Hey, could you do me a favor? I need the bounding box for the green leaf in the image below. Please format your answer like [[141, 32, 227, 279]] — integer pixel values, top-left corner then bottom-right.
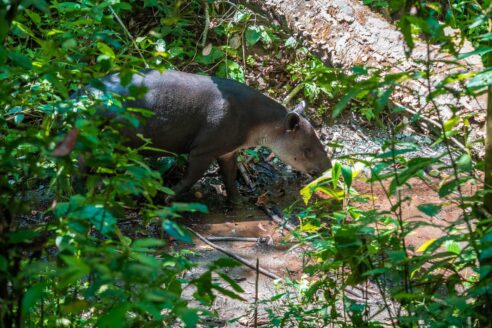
[[457, 47, 492, 60], [69, 205, 116, 234], [444, 241, 461, 255], [468, 69, 492, 89], [13, 112, 25, 124], [55, 2, 82, 12], [0, 256, 7, 272], [171, 202, 208, 213], [8, 229, 39, 244], [217, 61, 245, 83], [132, 238, 166, 249], [417, 203, 442, 217], [8, 51, 32, 69], [456, 154, 472, 172], [332, 162, 342, 189], [389, 157, 436, 194], [0, 46, 7, 64], [97, 42, 115, 58], [399, 16, 414, 54], [62, 38, 77, 49], [332, 89, 358, 118], [213, 285, 245, 301], [438, 177, 470, 198], [218, 272, 244, 293], [341, 165, 352, 190], [26, 9, 41, 25], [245, 26, 262, 46], [44, 73, 69, 99], [0, 17, 9, 41], [443, 117, 460, 132], [131, 253, 161, 267], [352, 66, 367, 75], [163, 220, 192, 243], [97, 303, 130, 328], [213, 258, 241, 268], [177, 308, 199, 328], [375, 86, 393, 113], [195, 47, 224, 65], [362, 268, 388, 277], [22, 283, 46, 314]]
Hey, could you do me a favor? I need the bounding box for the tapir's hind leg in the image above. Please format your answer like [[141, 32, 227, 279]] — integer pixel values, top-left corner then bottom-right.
[[169, 155, 214, 201], [218, 152, 241, 204]]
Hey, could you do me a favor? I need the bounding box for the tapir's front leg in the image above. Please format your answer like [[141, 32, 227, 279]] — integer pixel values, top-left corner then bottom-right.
[[168, 154, 214, 202], [218, 152, 241, 204]]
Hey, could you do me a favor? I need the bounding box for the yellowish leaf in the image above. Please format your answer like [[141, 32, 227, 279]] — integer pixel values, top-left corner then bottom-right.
[[416, 239, 436, 253]]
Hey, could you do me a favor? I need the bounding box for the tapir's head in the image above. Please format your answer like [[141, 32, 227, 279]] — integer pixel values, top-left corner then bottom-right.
[[272, 101, 331, 177]]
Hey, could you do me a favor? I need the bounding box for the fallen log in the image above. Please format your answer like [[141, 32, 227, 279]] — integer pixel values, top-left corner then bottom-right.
[[232, 0, 486, 156]]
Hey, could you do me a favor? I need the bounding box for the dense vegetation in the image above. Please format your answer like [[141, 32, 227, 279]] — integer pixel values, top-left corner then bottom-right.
[[0, 0, 491, 327]]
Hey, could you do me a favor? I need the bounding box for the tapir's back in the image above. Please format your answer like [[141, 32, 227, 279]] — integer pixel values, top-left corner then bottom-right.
[[100, 70, 285, 155]]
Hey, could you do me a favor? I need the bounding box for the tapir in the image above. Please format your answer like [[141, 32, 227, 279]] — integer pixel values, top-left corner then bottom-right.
[[90, 70, 330, 203]]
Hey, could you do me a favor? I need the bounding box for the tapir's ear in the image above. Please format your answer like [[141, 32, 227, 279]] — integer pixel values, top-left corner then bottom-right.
[[285, 112, 301, 132], [292, 100, 306, 115]]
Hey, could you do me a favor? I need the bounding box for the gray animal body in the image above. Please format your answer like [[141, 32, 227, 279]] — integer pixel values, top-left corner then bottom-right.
[[95, 70, 330, 203]]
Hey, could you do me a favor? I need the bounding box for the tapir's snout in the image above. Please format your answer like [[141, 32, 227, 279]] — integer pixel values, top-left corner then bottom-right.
[[322, 157, 332, 172], [307, 157, 331, 177]]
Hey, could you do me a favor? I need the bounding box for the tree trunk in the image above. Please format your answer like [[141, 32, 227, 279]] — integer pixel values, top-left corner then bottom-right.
[[234, 0, 486, 156], [480, 20, 492, 324], [485, 20, 492, 215]]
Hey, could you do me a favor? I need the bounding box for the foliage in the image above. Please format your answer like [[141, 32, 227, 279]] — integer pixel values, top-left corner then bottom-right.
[[261, 0, 492, 327], [1, 0, 491, 327], [0, 1, 248, 326]]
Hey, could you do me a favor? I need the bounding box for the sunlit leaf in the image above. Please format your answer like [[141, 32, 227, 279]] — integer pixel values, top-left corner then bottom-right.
[[417, 239, 436, 252], [468, 69, 492, 89], [456, 154, 472, 172], [245, 26, 262, 46]]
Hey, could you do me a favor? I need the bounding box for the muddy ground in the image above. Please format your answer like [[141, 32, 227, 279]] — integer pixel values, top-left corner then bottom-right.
[[166, 115, 477, 327], [21, 112, 475, 327]]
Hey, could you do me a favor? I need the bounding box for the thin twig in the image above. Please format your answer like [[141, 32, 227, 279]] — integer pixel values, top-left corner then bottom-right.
[[259, 205, 297, 232], [187, 227, 281, 280], [282, 83, 304, 106], [238, 162, 255, 189], [109, 5, 148, 68], [207, 236, 264, 242], [254, 258, 260, 328], [200, 0, 210, 48]]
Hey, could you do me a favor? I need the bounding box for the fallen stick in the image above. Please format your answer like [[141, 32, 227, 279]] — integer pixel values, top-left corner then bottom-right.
[[187, 227, 281, 280], [238, 162, 255, 189], [394, 102, 467, 153], [206, 236, 264, 243], [259, 205, 296, 232], [254, 258, 260, 328]]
